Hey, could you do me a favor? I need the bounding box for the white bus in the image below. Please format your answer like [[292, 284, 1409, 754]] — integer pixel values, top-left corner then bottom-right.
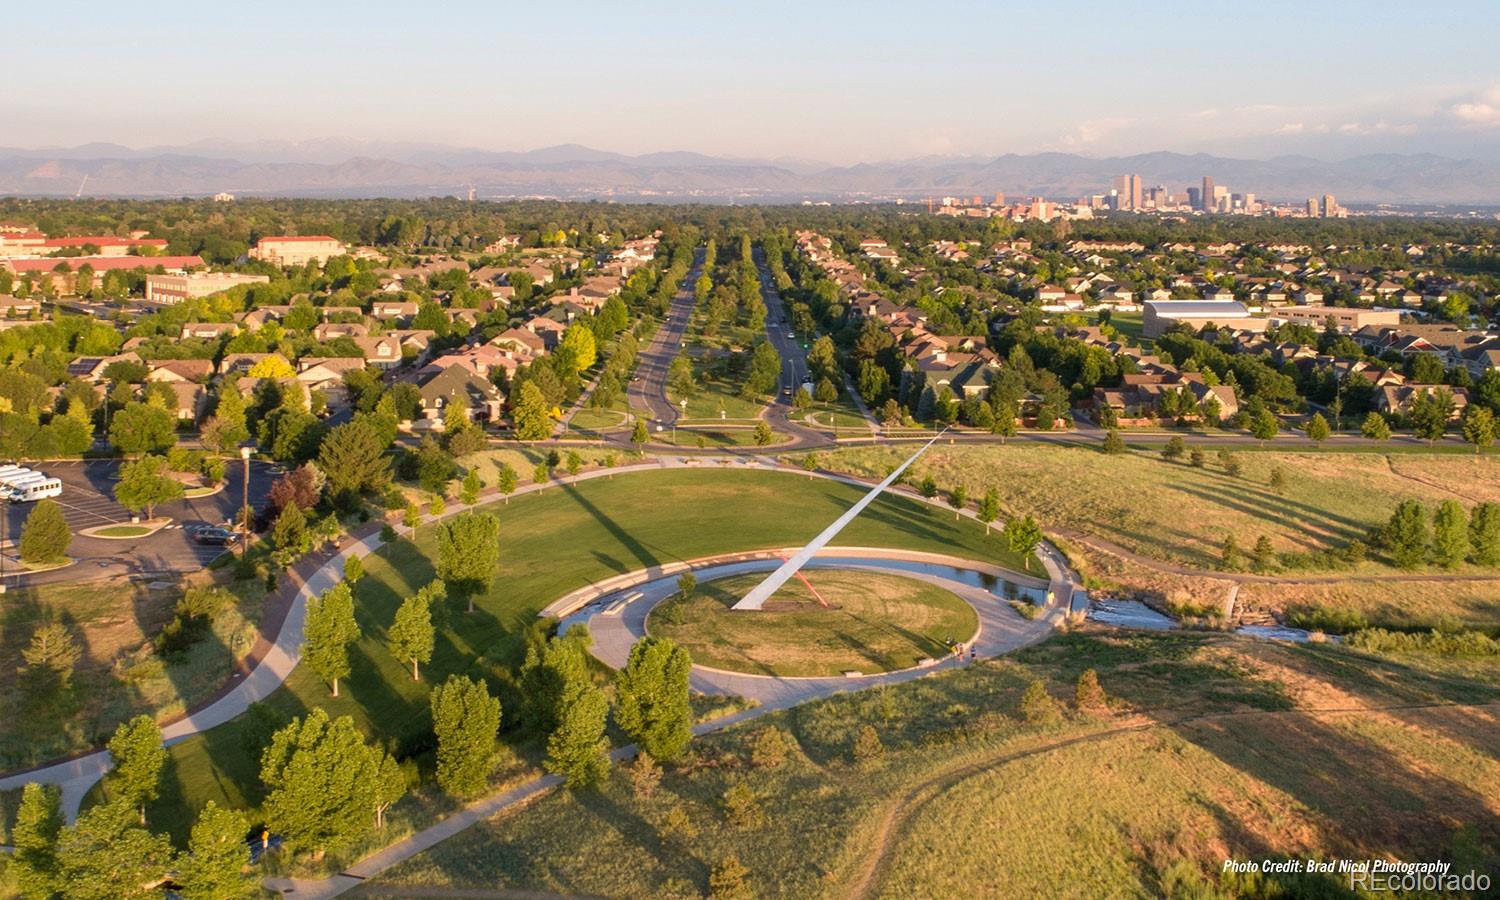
[[7, 477, 62, 502], [0, 465, 34, 484]]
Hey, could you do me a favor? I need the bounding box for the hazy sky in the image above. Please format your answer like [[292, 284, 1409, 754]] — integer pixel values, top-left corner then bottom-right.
[[8, 0, 1500, 162]]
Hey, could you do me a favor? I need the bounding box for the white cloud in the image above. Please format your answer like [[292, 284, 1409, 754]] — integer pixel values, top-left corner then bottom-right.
[[1447, 85, 1500, 127]]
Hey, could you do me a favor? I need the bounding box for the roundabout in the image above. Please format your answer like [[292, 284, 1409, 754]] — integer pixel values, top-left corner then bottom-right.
[[570, 547, 1059, 707]]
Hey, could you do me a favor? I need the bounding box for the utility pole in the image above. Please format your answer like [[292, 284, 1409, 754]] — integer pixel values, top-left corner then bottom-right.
[[239, 446, 252, 559]]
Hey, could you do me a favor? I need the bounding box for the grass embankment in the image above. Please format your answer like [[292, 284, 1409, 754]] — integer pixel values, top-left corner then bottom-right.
[[361, 629, 1500, 898], [0, 575, 264, 770], [117, 467, 1036, 842], [650, 571, 978, 676], [820, 444, 1500, 618]]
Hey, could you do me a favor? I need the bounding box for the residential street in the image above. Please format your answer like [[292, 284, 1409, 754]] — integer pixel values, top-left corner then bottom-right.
[[625, 248, 704, 428]]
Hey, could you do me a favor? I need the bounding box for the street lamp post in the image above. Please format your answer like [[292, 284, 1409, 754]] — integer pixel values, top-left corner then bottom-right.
[[239, 446, 252, 559], [0, 495, 8, 595]]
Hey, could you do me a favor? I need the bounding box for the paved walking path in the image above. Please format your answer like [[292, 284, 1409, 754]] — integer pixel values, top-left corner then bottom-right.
[[268, 548, 1069, 899]]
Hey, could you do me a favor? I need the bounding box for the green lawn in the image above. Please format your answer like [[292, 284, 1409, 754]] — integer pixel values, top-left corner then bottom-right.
[[361, 631, 1500, 898], [650, 571, 978, 676], [117, 467, 1040, 841], [88, 524, 154, 538]]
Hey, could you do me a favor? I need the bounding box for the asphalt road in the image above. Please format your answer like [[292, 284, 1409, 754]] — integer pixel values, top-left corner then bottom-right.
[[2, 457, 277, 587], [626, 249, 704, 428], [754, 247, 826, 448]]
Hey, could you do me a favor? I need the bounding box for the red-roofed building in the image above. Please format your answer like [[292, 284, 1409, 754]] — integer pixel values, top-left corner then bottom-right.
[[1, 255, 204, 276], [41, 236, 168, 257], [249, 235, 345, 267]]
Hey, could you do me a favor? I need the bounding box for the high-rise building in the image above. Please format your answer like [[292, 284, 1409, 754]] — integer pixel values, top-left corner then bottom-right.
[[1111, 175, 1144, 210], [1200, 176, 1215, 212], [1188, 187, 1202, 210], [1321, 194, 1339, 217], [993, 192, 1005, 206]]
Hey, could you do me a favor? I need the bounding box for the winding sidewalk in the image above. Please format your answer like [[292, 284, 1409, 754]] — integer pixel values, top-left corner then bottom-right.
[[267, 541, 1073, 900]]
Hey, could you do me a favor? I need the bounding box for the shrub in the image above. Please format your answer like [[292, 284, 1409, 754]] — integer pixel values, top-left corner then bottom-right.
[[1284, 605, 1369, 635], [628, 753, 661, 800], [1347, 628, 1500, 657], [659, 803, 697, 840], [1019, 679, 1060, 724], [721, 782, 764, 829], [1074, 669, 1107, 712], [851, 724, 884, 762], [749, 726, 788, 769], [709, 855, 753, 900]]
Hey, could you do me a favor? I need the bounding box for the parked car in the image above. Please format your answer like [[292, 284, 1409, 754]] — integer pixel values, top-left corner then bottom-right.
[[189, 525, 240, 546]]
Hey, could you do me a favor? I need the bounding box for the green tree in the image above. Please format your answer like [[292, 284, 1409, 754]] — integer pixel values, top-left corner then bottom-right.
[[1361, 411, 1392, 441], [114, 454, 185, 519], [415, 435, 455, 495], [512, 380, 551, 441], [520, 633, 592, 734], [19, 498, 71, 565], [1102, 429, 1125, 455], [1249, 408, 1279, 444], [460, 468, 482, 505], [947, 484, 968, 518], [1252, 535, 1277, 572], [496, 462, 519, 502], [1470, 502, 1500, 566], [1221, 534, 1243, 571], [753, 420, 773, 446], [1409, 388, 1455, 443], [106, 715, 165, 824], [1306, 412, 1330, 444], [436, 510, 500, 613], [206, 383, 250, 452], [1387, 500, 1429, 569], [1463, 406, 1496, 454], [177, 801, 256, 900], [22, 621, 80, 686], [1002, 514, 1043, 556], [559, 321, 598, 373], [11, 783, 62, 900], [54, 799, 174, 900], [431, 674, 502, 798], [976, 487, 1000, 534], [388, 582, 439, 681], [1432, 499, 1470, 568], [613, 636, 693, 763], [318, 420, 392, 507], [259, 708, 382, 858], [1162, 435, 1185, 460], [631, 417, 649, 446], [304, 582, 360, 696], [108, 401, 176, 455], [544, 674, 610, 789], [270, 502, 309, 563]]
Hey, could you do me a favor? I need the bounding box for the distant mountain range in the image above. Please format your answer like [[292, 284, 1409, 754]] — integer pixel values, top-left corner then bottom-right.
[[1, 142, 1498, 205]]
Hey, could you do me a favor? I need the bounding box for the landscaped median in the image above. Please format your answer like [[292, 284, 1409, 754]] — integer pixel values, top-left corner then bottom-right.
[[78, 518, 172, 540]]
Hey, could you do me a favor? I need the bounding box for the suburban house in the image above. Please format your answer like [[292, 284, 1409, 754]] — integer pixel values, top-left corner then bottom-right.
[[413, 364, 504, 428]]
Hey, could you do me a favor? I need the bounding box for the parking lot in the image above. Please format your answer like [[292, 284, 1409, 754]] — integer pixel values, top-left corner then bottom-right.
[[2, 458, 277, 584]]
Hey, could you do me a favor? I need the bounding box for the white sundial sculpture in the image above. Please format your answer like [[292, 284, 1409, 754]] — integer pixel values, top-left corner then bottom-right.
[[733, 429, 947, 611]]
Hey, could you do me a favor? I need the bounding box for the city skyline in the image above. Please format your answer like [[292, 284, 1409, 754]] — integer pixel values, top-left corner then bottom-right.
[[5, 0, 1500, 164]]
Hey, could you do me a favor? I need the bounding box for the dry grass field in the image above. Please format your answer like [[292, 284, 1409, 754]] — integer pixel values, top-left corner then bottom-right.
[[359, 629, 1500, 898]]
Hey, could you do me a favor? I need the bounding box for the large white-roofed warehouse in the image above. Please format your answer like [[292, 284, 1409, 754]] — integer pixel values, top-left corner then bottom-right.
[[1142, 299, 1263, 338]]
